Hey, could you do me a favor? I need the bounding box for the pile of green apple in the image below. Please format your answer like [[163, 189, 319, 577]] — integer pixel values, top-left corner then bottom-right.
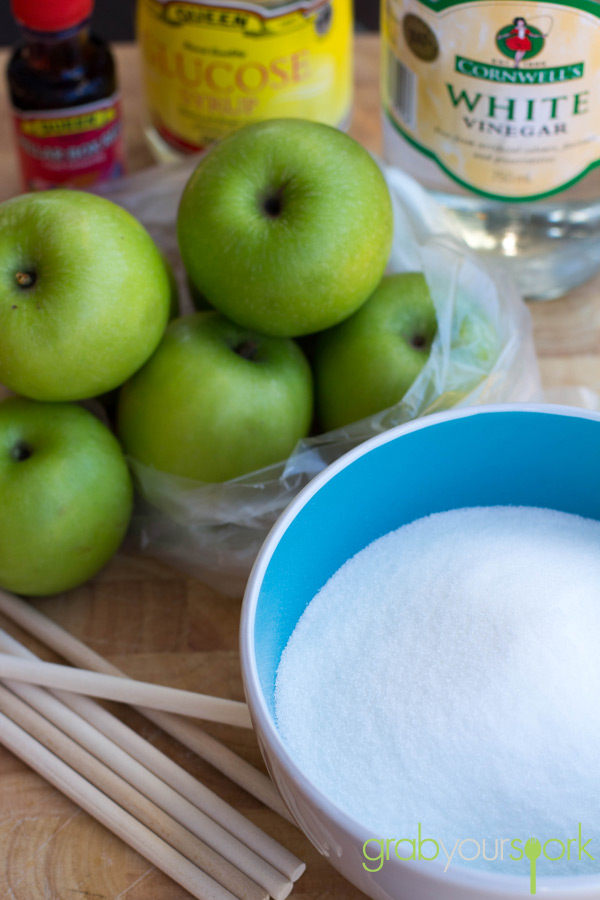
[[118, 119, 447, 482], [0, 118, 495, 597], [0, 189, 173, 596]]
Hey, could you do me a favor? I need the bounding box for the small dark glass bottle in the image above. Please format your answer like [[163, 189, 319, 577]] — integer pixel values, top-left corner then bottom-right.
[[7, 0, 125, 191]]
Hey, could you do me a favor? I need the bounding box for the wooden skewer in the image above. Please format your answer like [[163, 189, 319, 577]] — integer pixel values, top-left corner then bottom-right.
[[0, 706, 240, 900], [0, 629, 304, 883], [0, 653, 252, 729], [143, 708, 292, 823], [0, 589, 292, 821], [0, 683, 291, 900], [0, 664, 293, 900]]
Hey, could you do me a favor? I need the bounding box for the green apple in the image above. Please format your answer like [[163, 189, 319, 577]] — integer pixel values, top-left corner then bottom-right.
[[451, 305, 500, 370], [117, 311, 314, 483], [315, 273, 438, 431], [0, 190, 171, 402], [425, 298, 501, 413], [177, 118, 393, 338], [0, 397, 133, 596]]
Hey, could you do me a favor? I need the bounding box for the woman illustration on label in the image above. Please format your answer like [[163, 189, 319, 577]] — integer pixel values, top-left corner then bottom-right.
[[498, 17, 541, 68]]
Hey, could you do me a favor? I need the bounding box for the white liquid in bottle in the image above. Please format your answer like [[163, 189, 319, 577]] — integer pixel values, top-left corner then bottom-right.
[[381, 0, 600, 300]]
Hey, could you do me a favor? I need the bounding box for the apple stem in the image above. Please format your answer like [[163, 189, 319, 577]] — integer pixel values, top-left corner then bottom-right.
[[263, 197, 282, 218], [15, 271, 36, 289], [235, 340, 259, 361], [261, 186, 286, 219], [411, 334, 427, 349], [11, 441, 32, 462]]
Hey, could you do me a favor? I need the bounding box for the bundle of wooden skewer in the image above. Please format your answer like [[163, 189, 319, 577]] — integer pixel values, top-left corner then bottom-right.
[[0, 588, 305, 900]]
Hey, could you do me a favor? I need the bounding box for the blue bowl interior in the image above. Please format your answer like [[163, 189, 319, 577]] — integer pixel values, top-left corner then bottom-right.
[[254, 410, 600, 719]]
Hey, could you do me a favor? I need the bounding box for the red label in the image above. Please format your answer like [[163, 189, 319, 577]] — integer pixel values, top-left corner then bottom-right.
[[12, 95, 126, 191]]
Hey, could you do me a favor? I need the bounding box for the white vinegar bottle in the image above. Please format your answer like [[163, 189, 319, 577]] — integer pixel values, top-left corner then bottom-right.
[[381, 0, 600, 299]]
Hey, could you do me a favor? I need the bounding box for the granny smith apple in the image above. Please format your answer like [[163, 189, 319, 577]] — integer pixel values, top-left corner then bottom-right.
[[177, 119, 393, 338], [426, 299, 501, 411], [0, 397, 133, 596], [117, 311, 313, 483], [0, 190, 171, 401], [315, 273, 438, 431], [451, 305, 500, 371]]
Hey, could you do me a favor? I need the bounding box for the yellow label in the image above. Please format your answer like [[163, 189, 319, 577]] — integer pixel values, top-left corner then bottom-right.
[[137, 0, 353, 151], [19, 107, 118, 138], [382, 0, 600, 201]]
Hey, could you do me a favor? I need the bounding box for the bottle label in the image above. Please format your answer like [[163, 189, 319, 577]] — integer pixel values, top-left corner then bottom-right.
[[12, 94, 125, 191], [382, 0, 600, 201], [137, 0, 353, 152]]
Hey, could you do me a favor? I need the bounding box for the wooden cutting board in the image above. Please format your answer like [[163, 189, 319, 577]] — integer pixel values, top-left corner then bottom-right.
[[0, 33, 600, 900], [0, 555, 367, 900]]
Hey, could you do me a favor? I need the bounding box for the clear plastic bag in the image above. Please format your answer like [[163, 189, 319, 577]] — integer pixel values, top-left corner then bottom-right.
[[100, 157, 542, 596]]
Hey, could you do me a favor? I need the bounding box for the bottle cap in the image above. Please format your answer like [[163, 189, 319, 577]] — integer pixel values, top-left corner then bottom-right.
[[11, 0, 93, 32]]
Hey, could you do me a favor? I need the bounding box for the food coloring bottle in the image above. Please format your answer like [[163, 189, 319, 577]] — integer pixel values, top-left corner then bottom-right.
[[381, 0, 600, 300], [7, 0, 125, 191], [136, 0, 353, 161]]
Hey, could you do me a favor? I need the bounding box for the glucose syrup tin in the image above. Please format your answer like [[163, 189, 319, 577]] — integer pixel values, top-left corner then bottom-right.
[[137, 0, 354, 157]]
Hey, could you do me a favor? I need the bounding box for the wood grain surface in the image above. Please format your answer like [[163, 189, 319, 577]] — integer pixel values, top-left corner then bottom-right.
[[0, 33, 599, 900]]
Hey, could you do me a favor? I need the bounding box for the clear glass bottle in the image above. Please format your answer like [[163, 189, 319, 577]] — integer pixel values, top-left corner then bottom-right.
[[381, 0, 600, 300], [7, 0, 125, 191], [136, 0, 354, 162]]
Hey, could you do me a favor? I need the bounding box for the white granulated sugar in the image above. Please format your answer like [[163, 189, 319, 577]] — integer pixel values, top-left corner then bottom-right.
[[275, 507, 600, 877]]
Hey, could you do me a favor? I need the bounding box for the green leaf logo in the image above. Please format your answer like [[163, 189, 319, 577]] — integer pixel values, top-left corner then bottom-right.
[[524, 837, 542, 895]]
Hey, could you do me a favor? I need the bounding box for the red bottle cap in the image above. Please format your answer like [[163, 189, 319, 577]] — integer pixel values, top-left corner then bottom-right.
[[11, 0, 93, 32]]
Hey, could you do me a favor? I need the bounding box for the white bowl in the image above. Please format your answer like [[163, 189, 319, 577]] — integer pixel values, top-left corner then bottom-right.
[[240, 404, 600, 900]]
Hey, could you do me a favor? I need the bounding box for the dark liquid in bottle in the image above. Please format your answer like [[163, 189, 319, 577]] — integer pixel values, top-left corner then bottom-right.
[[8, 24, 116, 111], [7, 21, 124, 190]]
